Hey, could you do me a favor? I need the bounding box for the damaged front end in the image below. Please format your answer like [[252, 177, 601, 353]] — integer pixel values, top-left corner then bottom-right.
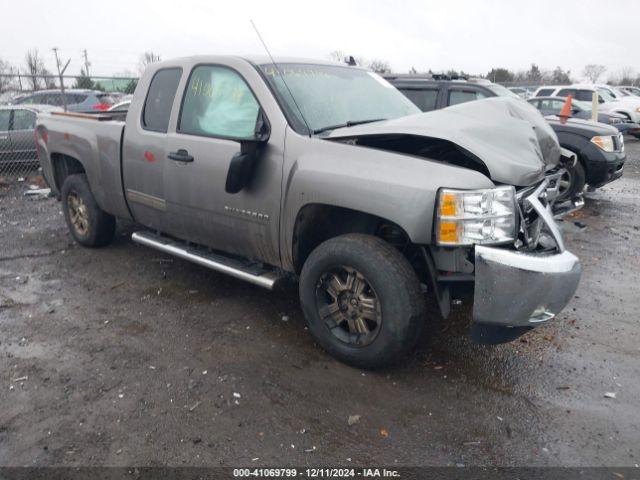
[[471, 179, 581, 342]]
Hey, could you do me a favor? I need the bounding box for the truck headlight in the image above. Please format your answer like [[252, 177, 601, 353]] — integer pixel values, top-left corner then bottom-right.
[[591, 135, 615, 152], [435, 186, 517, 246]]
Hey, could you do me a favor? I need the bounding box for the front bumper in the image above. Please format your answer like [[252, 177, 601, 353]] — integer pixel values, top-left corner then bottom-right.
[[473, 246, 581, 327], [472, 178, 581, 329], [585, 152, 625, 188]]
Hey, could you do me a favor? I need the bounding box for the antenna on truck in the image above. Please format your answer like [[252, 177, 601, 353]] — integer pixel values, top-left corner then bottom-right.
[[250, 19, 312, 135]]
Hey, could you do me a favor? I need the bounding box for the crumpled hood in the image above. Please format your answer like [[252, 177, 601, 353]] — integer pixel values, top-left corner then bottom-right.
[[326, 97, 561, 186]]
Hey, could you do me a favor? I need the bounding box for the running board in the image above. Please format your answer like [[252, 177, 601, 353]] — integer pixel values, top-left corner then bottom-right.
[[131, 231, 284, 290]]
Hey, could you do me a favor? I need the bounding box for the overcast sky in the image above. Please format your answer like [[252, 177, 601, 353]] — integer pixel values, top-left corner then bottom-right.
[[2, 0, 638, 80]]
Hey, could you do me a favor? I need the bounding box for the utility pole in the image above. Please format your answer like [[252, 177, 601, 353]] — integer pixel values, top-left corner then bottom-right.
[[52, 47, 71, 111], [83, 49, 91, 77]]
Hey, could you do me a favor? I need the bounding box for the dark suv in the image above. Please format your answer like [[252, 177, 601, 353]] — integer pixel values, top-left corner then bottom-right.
[[386, 75, 626, 200], [13, 89, 115, 112]]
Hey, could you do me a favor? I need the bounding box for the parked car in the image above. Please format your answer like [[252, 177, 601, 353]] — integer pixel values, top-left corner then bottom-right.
[[0, 104, 60, 167], [508, 87, 534, 99], [13, 89, 115, 112], [528, 96, 640, 138], [108, 99, 131, 112], [533, 84, 640, 124], [35, 56, 581, 367], [619, 86, 640, 97], [387, 76, 626, 201], [544, 117, 625, 199]]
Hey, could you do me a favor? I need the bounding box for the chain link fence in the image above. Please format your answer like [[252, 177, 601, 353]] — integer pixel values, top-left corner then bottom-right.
[[1, 73, 137, 186]]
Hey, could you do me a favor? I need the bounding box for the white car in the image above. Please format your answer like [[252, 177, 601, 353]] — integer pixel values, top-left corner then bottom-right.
[[620, 86, 640, 97], [533, 84, 640, 123]]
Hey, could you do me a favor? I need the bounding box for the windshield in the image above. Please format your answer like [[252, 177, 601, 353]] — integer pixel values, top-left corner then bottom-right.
[[611, 86, 629, 97], [597, 88, 616, 102], [485, 83, 521, 99], [259, 63, 419, 134]]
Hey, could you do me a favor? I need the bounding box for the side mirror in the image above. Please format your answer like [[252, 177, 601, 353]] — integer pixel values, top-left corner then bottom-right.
[[225, 109, 270, 194]]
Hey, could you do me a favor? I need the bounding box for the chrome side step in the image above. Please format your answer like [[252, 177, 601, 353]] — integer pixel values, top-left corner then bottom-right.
[[131, 231, 284, 290]]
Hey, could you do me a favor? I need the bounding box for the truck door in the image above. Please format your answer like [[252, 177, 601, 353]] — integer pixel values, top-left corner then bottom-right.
[[122, 67, 183, 232], [163, 64, 282, 266], [10, 109, 37, 162], [0, 110, 10, 159]]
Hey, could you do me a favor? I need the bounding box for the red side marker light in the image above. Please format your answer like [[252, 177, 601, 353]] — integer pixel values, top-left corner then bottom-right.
[[144, 151, 155, 162]]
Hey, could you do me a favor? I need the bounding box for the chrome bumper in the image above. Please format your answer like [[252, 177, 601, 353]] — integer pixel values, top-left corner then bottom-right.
[[473, 246, 581, 327]]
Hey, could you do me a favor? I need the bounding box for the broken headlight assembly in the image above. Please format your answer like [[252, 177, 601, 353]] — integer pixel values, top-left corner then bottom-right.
[[435, 186, 517, 246]]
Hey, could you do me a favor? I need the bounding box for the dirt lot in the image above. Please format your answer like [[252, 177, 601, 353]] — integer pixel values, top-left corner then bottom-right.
[[1, 140, 639, 468]]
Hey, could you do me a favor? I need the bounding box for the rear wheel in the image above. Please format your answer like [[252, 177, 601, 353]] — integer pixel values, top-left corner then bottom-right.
[[299, 234, 426, 369], [61, 174, 115, 247]]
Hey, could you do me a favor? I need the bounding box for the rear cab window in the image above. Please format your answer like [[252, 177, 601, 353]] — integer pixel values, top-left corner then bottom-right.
[[399, 88, 439, 112], [447, 89, 488, 106], [142, 68, 183, 133], [178, 65, 260, 138]]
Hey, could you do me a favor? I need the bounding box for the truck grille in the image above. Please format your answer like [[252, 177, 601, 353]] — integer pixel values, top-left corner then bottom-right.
[[515, 178, 565, 253]]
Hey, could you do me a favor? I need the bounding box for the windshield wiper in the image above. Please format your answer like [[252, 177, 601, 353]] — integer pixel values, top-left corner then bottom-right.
[[312, 118, 387, 135]]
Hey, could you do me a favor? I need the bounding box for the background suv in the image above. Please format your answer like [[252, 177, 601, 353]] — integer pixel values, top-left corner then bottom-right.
[[12, 89, 115, 112], [386, 75, 625, 200]]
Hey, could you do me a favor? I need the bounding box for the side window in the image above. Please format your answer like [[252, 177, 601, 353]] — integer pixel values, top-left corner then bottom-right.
[[575, 90, 595, 102], [399, 88, 438, 112], [557, 89, 574, 98], [46, 93, 64, 106], [179, 65, 260, 138], [448, 89, 487, 106], [536, 88, 555, 97], [12, 110, 36, 130], [0, 111, 10, 131], [142, 68, 182, 133]]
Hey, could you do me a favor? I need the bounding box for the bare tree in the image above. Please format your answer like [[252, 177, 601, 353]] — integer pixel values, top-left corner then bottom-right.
[[328, 50, 346, 63], [0, 58, 16, 93], [615, 66, 635, 85], [327, 51, 369, 67], [25, 49, 47, 91], [367, 59, 391, 74], [42, 68, 57, 89], [138, 51, 161, 74], [583, 64, 606, 83]]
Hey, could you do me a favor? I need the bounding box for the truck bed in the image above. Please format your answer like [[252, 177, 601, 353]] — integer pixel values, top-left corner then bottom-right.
[[36, 110, 131, 220]]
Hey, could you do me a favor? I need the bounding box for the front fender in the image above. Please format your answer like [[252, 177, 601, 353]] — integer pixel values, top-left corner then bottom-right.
[[279, 133, 495, 270]]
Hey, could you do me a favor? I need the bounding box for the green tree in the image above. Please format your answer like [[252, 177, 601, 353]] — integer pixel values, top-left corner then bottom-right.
[[74, 67, 95, 89], [550, 66, 571, 84], [526, 63, 542, 82], [124, 79, 138, 95], [487, 68, 514, 83]]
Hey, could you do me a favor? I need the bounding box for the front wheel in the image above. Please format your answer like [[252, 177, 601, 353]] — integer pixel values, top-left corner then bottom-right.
[[61, 174, 115, 247], [299, 234, 426, 369], [557, 161, 586, 201]]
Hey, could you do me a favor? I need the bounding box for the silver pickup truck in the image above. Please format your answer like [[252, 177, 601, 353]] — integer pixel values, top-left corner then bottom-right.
[[35, 56, 581, 368]]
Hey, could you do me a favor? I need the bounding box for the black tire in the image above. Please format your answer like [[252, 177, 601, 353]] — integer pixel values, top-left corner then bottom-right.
[[61, 173, 115, 247], [299, 234, 426, 369], [557, 161, 586, 201]]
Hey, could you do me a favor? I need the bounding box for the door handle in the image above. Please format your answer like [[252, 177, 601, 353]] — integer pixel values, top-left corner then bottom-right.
[[168, 149, 194, 162]]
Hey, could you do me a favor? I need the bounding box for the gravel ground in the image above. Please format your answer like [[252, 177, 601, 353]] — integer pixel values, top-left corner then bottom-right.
[[0, 139, 639, 467]]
